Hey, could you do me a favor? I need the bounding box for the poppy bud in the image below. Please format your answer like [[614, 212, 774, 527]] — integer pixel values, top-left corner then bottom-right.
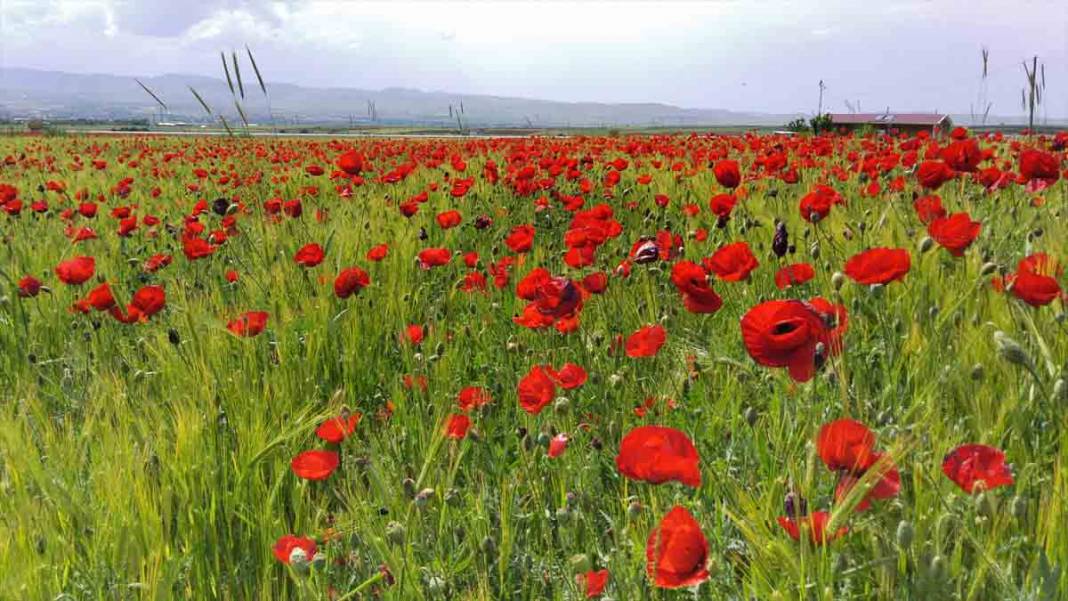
[[426, 575, 446, 594], [553, 397, 570, 413], [480, 536, 497, 556], [980, 262, 997, 276], [608, 373, 623, 387], [415, 488, 435, 507], [555, 506, 572, 524], [929, 555, 947, 580], [385, 521, 406, 545], [993, 331, 1034, 369], [168, 329, 181, 346], [1054, 379, 1066, 401], [896, 520, 914, 548], [627, 500, 642, 518], [869, 283, 884, 297], [744, 406, 758, 427], [1011, 495, 1027, 519], [402, 477, 416, 498], [975, 491, 996, 517], [831, 272, 845, 290], [809, 243, 820, 259], [783, 491, 807, 518], [288, 547, 311, 572], [918, 236, 934, 253], [445, 488, 461, 506], [970, 363, 984, 381]]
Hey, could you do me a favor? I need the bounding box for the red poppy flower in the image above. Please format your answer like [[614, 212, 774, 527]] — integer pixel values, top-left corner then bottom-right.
[[290, 449, 339, 480], [777, 511, 848, 545], [435, 210, 462, 229], [645, 506, 709, 588], [316, 413, 361, 443], [578, 569, 609, 598], [55, 256, 95, 286], [616, 425, 701, 487], [1019, 149, 1060, 184], [547, 363, 588, 389], [418, 248, 451, 269], [405, 324, 424, 345], [713, 159, 741, 189], [144, 254, 172, 273], [817, 419, 876, 472], [518, 365, 556, 414], [505, 224, 535, 253], [625, 324, 666, 358], [1010, 271, 1062, 307], [273, 535, 317, 564], [834, 454, 901, 511], [798, 185, 841, 223], [928, 213, 981, 257], [334, 267, 370, 299], [130, 285, 166, 317], [581, 271, 608, 294], [547, 433, 569, 458], [17, 275, 42, 298], [912, 195, 946, 224], [182, 237, 216, 261], [367, 244, 389, 261], [337, 150, 365, 175], [940, 139, 982, 172], [740, 299, 845, 382], [445, 414, 471, 439], [916, 160, 955, 190], [704, 242, 759, 282], [457, 386, 492, 411], [227, 311, 269, 337], [709, 193, 737, 221], [670, 260, 722, 314], [942, 444, 1014, 493], [774, 263, 815, 290], [843, 248, 911, 285], [294, 243, 325, 267], [86, 282, 116, 311]]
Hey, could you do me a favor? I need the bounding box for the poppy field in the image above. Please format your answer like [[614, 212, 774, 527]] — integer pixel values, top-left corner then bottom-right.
[[1, 129, 1066, 600]]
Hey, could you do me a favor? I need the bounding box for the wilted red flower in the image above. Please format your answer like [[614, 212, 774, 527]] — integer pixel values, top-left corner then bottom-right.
[[578, 569, 609, 598], [704, 241, 759, 282], [713, 159, 741, 189], [942, 444, 1014, 493], [273, 535, 317, 564], [645, 506, 709, 588], [843, 248, 911, 285], [294, 243, 325, 267], [334, 267, 370, 299], [928, 212, 981, 257], [227, 311, 269, 337], [316, 413, 361, 443], [777, 511, 848, 545], [418, 247, 451, 269], [290, 449, 340, 480], [625, 324, 666, 358], [518, 365, 556, 414], [55, 256, 95, 285], [616, 425, 700, 487], [774, 263, 815, 290], [445, 414, 471, 439]]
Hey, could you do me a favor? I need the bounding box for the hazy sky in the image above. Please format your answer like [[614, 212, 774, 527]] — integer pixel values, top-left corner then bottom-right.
[[2, 0, 1066, 117]]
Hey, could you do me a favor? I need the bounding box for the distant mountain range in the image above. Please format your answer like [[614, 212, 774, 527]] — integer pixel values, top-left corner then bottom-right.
[[0, 67, 804, 127]]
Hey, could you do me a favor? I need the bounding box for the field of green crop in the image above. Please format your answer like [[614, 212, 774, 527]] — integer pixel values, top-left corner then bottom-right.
[[0, 131, 1065, 600]]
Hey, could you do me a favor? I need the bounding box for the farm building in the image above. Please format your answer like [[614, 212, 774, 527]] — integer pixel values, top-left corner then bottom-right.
[[828, 113, 952, 136]]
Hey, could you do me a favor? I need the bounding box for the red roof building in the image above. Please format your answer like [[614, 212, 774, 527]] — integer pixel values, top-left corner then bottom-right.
[[828, 113, 952, 135]]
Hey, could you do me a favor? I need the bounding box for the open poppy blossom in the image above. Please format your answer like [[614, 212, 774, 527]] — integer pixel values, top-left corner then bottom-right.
[[713, 159, 741, 189], [670, 260, 722, 314], [418, 247, 451, 269], [457, 386, 493, 411], [445, 414, 471, 439], [227, 311, 270, 337], [843, 248, 911, 285], [777, 511, 848, 545], [273, 534, 317, 565], [294, 243, 325, 267], [817, 419, 900, 510], [334, 267, 370, 299], [942, 444, 1014, 493], [547, 433, 569, 457], [578, 569, 609, 598], [625, 324, 666, 358], [17, 275, 42, 298], [645, 506, 709, 588], [546, 363, 588, 389], [518, 364, 556, 415], [290, 449, 340, 480], [55, 256, 95, 285], [316, 413, 361, 443], [704, 241, 759, 282], [616, 425, 701, 487], [130, 285, 166, 317], [928, 213, 980, 257], [85, 282, 116, 311], [774, 263, 815, 290], [740, 298, 846, 382]]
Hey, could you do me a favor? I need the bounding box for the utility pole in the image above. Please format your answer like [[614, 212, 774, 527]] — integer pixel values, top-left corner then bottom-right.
[[815, 80, 826, 134]]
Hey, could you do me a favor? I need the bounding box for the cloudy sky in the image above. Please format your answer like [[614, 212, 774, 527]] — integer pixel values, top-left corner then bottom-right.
[[2, 0, 1066, 117]]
